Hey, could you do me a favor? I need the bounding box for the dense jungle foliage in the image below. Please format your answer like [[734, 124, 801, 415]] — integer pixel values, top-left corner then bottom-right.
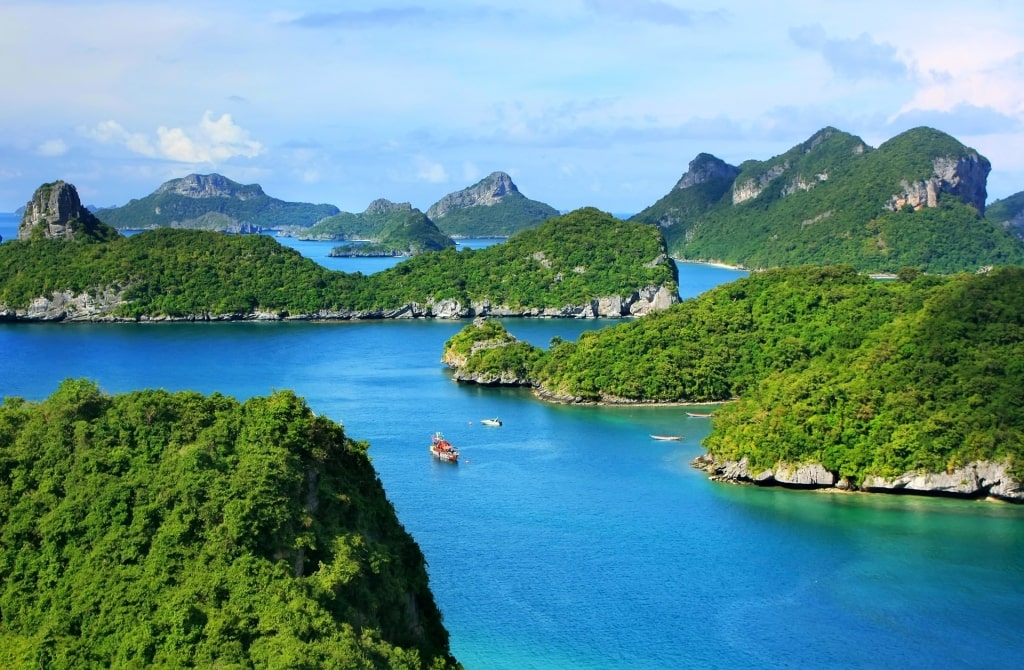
[[633, 127, 1024, 273], [0, 380, 458, 669], [430, 192, 558, 238], [0, 208, 676, 318], [95, 175, 338, 231], [444, 265, 1024, 484]]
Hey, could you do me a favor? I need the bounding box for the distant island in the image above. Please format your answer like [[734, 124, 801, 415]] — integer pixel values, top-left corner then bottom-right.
[[442, 265, 1024, 502], [93, 173, 339, 232], [0, 183, 678, 322]]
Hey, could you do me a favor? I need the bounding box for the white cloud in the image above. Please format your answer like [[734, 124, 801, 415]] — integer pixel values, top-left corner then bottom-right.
[[36, 139, 68, 157], [83, 112, 263, 164], [415, 156, 448, 183]]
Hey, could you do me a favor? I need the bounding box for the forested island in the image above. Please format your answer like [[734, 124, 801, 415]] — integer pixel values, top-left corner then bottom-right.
[[632, 127, 1024, 273], [0, 380, 459, 668], [442, 265, 1024, 501], [0, 183, 677, 322]]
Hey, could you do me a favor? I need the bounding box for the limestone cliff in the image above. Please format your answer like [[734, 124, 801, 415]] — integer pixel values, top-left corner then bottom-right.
[[155, 173, 266, 200], [691, 453, 1023, 503], [18, 181, 120, 242], [427, 171, 518, 220], [673, 153, 740, 191], [885, 154, 990, 215]]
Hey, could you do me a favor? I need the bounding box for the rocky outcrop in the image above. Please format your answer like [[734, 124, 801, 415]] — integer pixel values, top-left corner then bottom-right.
[[0, 289, 128, 321], [885, 154, 991, 214], [155, 173, 265, 200], [673, 154, 739, 191], [364, 198, 413, 215], [863, 461, 1022, 500], [18, 181, 119, 242], [732, 163, 788, 205], [691, 453, 1023, 502], [427, 172, 518, 220]]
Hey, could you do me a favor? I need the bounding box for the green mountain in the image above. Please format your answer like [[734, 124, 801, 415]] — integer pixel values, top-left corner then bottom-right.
[[442, 265, 1024, 499], [632, 126, 1024, 273], [0, 380, 458, 668], [94, 174, 340, 231], [986, 190, 1024, 241], [0, 200, 678, 320], [303, 199, 455, 256], [426, 172, 558, 237]]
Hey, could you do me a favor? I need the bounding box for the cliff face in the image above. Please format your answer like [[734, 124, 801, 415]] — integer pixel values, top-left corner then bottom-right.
[[885, 154, 991, 214], [18, 181, 119, 242], [427, 171, 518, 220], [674, 153, 739, 191]]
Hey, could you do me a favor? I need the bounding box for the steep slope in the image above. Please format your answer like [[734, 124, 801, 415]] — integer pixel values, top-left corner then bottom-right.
[[636, 127, 1024, 273], [94, 174, 339, 231], [18, 181, 120, 242], [426, 172, 558, 237], [0, 380, 459, 668]]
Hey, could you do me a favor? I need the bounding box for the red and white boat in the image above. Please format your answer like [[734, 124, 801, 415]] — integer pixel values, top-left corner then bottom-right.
[[430, 431, 459, 463]]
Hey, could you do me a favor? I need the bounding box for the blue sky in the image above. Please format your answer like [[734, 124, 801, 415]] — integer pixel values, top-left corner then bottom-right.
[[2, 0, 1023, 215]]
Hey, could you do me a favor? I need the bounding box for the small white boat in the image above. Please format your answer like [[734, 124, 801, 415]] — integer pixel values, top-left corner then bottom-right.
[[650, 434, 682, 441], [481, 418, 502, 427], [686, 412, 714, 418]]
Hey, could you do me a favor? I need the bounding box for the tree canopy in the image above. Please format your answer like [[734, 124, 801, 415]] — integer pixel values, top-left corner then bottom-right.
[[0, 380, 459, 669]]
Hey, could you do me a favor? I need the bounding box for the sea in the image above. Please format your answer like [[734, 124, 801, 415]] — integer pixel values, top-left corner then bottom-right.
[[1, 212, 1022, 669]]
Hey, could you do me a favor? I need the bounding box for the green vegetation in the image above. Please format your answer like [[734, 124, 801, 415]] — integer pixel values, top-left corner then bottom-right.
[[633, 127, 1024, 273], [328, 209, 455, 257], [444, 266, 1024, 484], [95, 174, 339, 231], [0, 208, 677, 319], [431, 192, 558, 238], [0, 380, 459, 669], [986, 189, 1024, 238]]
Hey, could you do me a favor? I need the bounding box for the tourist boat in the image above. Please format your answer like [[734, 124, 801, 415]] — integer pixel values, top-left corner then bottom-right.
[[650, 434, 682, 441], [430, 431, 459, 462], [686, 412, 714, 418], [481, 417, 502, 426]]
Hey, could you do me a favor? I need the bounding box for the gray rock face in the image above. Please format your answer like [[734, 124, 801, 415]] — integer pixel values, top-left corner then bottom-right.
[[886, 154, 991, 214], [18, 181, 103, 241], [427, 172, 518, 220], [692, 453, 1023, 502], [155, 173, 265, 200], [674, 154, 739, 190], [863, 461, 1022, 501], [364, 198, 413, 215]]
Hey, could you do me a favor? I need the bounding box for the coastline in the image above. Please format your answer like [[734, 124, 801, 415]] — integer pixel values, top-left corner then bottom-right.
[[672, 256, 749, 272]]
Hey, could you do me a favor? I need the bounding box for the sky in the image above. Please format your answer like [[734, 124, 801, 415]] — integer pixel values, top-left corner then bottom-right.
[[2, 0, 1023, 215]]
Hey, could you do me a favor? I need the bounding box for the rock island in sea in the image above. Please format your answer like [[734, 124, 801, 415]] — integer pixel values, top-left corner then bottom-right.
[[441, 266, 1024, 503]]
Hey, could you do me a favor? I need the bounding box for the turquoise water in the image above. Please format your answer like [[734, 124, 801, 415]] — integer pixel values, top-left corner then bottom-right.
[[1, 213, 1022, 668]]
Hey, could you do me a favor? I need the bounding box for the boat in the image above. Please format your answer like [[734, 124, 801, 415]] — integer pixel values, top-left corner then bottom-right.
[[686, 412, 714, 418], [430, 431, 459, 462], [650, 434, 682, 441], [481, 418, 502, 426]]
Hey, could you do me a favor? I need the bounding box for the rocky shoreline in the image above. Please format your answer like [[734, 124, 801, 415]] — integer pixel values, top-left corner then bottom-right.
[[691, 453, 1024, 503], [0, 285, 677, 323]]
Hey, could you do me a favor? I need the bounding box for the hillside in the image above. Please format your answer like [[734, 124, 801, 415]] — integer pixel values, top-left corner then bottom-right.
[[302, 199, 455, 256], [94, 174, 339, 231], [426, 172, 558, 237], [632, 127, 1024, 273], [0, 380, 459, 668], [987, 190, 1024, 240], [0, 186, 678, 321], [441, 265, 1024, 499]]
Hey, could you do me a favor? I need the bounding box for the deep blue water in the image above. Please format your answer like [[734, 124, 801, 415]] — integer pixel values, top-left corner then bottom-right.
[[1, 212, 1023, 668]]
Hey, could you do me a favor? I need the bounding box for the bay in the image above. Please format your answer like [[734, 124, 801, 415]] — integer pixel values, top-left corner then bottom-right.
[[1, 211, 1022, 668]]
